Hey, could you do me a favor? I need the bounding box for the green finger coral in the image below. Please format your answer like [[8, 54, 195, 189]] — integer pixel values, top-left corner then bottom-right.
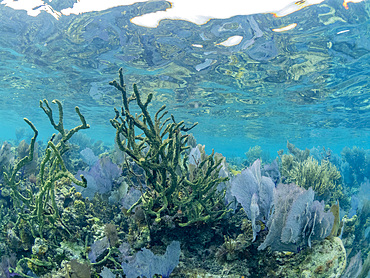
[[109, 68, 231, 227], [3, 99, 89, 239]]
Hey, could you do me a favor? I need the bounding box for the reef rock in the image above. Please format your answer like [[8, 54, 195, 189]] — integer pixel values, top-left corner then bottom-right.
[[275, 237, 346, 278]]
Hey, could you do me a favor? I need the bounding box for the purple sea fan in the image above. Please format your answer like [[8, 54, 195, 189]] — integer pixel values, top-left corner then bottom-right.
[[341, 251, 363, 278], [0, 254, 19, 278], [80, 147, 99, 166], [262, 159, 280, 185], [250, 193, 261, 240], [122, 241, 181, 278], [230, 159, 274, 241], [258, 183, 334, 252], [0, 142, 13, 179], [75, 156, 122, 198], [305, 200, 334, 247], [88, 237, 110, 263]]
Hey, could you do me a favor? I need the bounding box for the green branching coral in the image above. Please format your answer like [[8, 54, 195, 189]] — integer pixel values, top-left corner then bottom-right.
[[109, 68, 231, 227], [3, 99, 89, 239], [287, 141, 310, 162], [280, 142, 343, 203]]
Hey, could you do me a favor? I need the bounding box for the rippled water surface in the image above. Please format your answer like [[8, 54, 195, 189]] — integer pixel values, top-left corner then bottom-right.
[[0, 0, 369, 156]]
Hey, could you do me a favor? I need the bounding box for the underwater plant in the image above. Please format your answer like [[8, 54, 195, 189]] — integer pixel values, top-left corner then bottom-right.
[[286, 141, 310, 162], [109, 68, 231, 227]]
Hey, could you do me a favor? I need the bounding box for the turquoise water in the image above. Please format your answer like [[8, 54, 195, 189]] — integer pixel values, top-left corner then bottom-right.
[[0, 1, 369, 277], [0, 0, 369, 157]]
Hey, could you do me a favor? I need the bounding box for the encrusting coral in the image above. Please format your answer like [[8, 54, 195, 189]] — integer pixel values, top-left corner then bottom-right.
[[109, 68, 231, 227]]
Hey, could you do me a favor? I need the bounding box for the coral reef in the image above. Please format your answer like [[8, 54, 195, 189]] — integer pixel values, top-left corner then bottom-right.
[[0, 100, 93, 277], [0, 69, 364, 278], [215, 220, 253, 264]]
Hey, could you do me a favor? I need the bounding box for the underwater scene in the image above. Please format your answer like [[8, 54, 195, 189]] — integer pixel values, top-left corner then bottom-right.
[[0, 0, 369, 277]]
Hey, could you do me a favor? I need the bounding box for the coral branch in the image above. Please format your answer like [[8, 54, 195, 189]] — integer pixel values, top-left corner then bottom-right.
[[110, 68, 230, 227]]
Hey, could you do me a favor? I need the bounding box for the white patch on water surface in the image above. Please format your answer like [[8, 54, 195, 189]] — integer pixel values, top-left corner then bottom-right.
[[337, 30, 350, 34], [129, 0, 329, 27], [2, 0, 364, 27], [272, 0, 325, 17], [1, 0, 61, 18], [216, 35, 243, 47], [272, 23, 297, 32]]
